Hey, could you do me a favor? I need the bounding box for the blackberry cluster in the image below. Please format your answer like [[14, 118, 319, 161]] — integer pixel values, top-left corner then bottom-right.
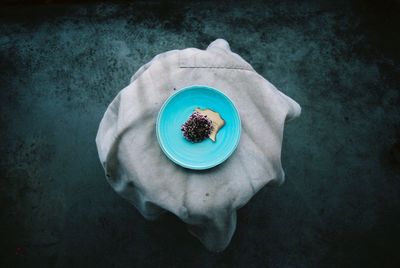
[[181, 111, 213, 143]]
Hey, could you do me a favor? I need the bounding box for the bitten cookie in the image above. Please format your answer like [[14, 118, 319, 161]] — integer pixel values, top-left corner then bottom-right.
[[195, 107, 225, 142]]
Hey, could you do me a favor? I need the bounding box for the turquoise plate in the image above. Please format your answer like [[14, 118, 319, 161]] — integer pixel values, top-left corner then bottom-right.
[[156, 85, 241, 170]]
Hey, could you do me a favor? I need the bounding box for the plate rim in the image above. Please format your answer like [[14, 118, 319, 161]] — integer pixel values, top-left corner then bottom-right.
[[156, 84, 241, 170]]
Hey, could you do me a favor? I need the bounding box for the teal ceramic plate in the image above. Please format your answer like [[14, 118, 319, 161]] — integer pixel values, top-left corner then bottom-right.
[[156, 85, 241, 170]]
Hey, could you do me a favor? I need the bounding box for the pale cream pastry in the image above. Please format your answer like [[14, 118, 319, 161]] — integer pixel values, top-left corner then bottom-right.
[[195, 108, 225, 142]]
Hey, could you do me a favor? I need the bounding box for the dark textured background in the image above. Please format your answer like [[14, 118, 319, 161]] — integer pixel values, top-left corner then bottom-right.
[[1, 0, 400, 267]]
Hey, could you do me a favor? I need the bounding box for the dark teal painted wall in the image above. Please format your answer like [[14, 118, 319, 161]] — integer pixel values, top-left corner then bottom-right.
[[1, 0, 399, 267]]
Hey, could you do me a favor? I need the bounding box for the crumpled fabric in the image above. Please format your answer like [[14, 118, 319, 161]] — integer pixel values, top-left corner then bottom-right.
[[96, 39, 301, 252]]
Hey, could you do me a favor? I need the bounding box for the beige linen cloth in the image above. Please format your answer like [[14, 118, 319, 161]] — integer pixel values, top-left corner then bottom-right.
[[96, 39, 301, 252]]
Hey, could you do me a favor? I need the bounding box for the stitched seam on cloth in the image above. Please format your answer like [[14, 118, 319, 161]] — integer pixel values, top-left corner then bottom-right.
[[178, 49, 254, 71], [179, 66, 254, 71]]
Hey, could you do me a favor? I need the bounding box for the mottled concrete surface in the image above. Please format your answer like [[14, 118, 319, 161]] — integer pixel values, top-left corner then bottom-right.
[[1, 0, 399, 267]]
